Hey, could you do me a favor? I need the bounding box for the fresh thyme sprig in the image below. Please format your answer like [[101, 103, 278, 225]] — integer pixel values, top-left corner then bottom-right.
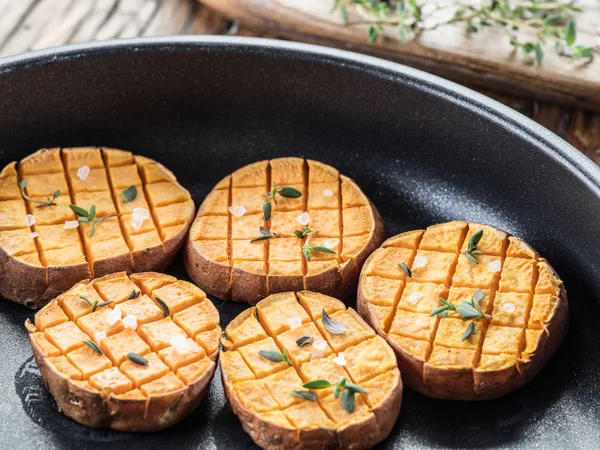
[[69, 204, 122, 238], [250, 226, 280, 243], [259, 348, 293, 366], [18, 179, 60, 208], [262, 183, 303, 221], [331, 0, 594, 65], [302, 243, 336, 261], [80, 296, 113, 312], [465, 229, 484, 264], [430, 289, 491, 340], [294, 225, 317, 239], [302, 376, 366, 412]]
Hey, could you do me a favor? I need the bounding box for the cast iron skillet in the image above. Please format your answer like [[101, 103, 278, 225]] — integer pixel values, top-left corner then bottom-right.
[[0, 37, 599, 449]]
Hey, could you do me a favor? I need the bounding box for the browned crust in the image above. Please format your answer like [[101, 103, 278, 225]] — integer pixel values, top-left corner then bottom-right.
[[185, 190, 386, 305], [0, 149, 194, 308], [357, 225, 569, 401]]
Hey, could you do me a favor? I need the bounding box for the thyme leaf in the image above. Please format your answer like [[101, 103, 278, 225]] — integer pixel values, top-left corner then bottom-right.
[[296, 336, 314, 347], [250, 226, 280, 243], [83, 339, 103, 355], [301, 244, 336, 261], [465, 229, 484, 264], [128, 289, 141, 300], [321, 308, 347, 334], [340, 388, 356, 413], [431, 289, 491, 339], [290, 390, 317, 401], [398, 262, 412, 277], [262, 183, 303, 220], [302, 379, 334, 389], [155, 296, 170, 317], [127, 352, 148, 365], [302, 377, 365, 413], [121, 185, 137, 203], [258, 348, 292, 366], [294, 225, 316, 239], [18, 179, 60, 207], [69, 204, 122, 238]]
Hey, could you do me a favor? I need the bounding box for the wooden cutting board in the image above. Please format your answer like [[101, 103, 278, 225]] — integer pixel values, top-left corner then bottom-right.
[[200, 0, 600, 111]]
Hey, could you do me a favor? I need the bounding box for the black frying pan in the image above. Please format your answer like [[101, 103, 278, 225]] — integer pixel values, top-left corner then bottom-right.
[[1, 37, 599, 449]]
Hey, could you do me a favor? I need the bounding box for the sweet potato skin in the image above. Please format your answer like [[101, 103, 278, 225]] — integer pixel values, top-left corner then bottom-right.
[[357, 229, 569, 401]]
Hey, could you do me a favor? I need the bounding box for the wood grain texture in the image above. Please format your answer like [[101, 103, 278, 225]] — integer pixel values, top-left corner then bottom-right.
[[0, 0, 598, 164], [201, 0, 600, 111]]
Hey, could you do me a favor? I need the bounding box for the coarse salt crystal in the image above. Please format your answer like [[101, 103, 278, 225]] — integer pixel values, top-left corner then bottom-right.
[[64, 220, 79, 229], [29, 231, 39, 239], [313, 339, 328, 351], [502, 303, 516, 313], [413, 255, 427, 269], [323, 238, 338, 249], [170, 335, 191, 354], [322, 189, 334, 197], [94, 331, 107, 343], [132, 207, 150, 220], [25, 214, 36, 226], [228, 205, 247, 217], [287, 317, 302, 330], [407, 292, 424, 305], [487, 260, 502, 273], [77, 165, 90, 181], [296, 212, 310, 226], [122, 314, 138, 330], [310, 352, 324, 361], [333, 352, 346, 366], [107, 306, 122, 325]]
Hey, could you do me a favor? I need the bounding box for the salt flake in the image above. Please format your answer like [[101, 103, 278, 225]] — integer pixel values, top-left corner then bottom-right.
[[122, 314, 138, 330], [94, 331, 107, 343], [107, 306, 122, 325], [296, 212, 310, 226], [25, 214, 36, 226], [323, 238, 338, 249], [407, 292, 424, 305], [287, 317, 302, 330], [333, 352, 346, 366], [170, 335, 191, 354], [413, 255, 427, 269], [502, 303, 516, 313], [77, 165, 90, 181], [64, 220, 79, 229], [322, 189, 334, 197], [29, 231, 39, 239], [313, 339, 328, 351], [228, 205, 247, 217], [131, 207, 150, 230], [487, 260, 502, 273]]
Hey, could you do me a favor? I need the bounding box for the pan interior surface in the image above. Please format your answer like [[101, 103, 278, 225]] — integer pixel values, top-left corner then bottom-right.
[[1, 37, 599, 449]]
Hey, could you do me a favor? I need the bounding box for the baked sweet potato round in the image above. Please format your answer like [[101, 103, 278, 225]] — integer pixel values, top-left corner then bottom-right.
[[25, 271, 220, 431], [357, 221, 568, 401], [185, 158, 385, 304], [220, 291, 402, 450], [0, 147, 194, 308]]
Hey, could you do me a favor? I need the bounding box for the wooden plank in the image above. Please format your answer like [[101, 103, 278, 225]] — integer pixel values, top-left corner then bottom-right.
[[200, 0, 600, 111]]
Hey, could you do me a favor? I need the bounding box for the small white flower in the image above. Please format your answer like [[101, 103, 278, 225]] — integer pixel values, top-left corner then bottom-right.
[[323, 238, 338, 249], [170, 335, 191, 354], [122, 314, 138, 330], [107, 306, 122, 325], [322, 189, 334, 197], [296, 212, 310, 226], [407, 292, 424, 305], [287, 317, 302, 330], [487, 260, 502, 273], [413, 255, 427, 269], [333, 352, 346, 366], [94, 331, 107, 343], [228, 205, 246, 217], [313, 339, 328, 351], [29, 231, 39, 239], [25, 214, 36, 226], [77, 165, 90, 181], [502, 303, 516, 313], [64, 220, 79, 229]]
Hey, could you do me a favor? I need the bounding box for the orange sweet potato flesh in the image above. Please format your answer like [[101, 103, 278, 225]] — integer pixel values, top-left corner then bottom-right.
[[220, 291, 402, 450], [0, 147, 194, 308], [25, 271, 220, 431], [185, 158, 385, 305], [357, 221, 569, 400]]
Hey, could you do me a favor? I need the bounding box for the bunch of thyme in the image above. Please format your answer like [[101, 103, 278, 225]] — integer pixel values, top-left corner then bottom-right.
[[331, 0, 594, 65]]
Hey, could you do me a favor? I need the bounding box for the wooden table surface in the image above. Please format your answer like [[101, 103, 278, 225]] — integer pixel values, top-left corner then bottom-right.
[[1, 0, 599, 166]]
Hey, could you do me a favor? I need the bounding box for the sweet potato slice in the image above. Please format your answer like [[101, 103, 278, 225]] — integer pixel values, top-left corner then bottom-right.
[[0, 147, 194, 308], [25, 271, 220, 431], [185, 158, 385, 304], [220, 291, 402, 450], [357, 221, 568, 400]]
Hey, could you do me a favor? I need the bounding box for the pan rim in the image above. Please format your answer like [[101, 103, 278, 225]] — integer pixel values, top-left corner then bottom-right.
[[1, 35, 598, 194]]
